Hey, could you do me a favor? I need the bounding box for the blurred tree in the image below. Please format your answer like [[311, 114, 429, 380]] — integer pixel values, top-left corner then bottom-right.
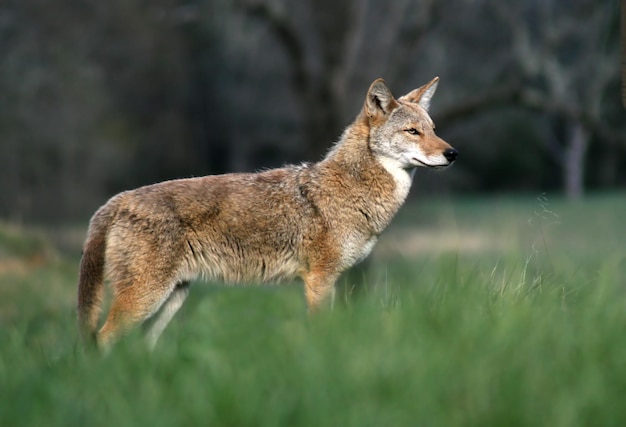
[[241, 0, 440, 161], [0, 0, 122, 221], [0, 0, 223, 221], [622, 0, 626, 108], [494, 0, 623, 199], [0, 0, 624, 222]]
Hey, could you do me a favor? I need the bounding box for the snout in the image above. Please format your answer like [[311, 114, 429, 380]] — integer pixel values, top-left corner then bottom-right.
[[443, 148, 458, 163]]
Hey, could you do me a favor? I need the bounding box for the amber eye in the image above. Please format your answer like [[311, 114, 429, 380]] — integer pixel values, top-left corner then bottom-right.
[[406, 128, 421, 135]]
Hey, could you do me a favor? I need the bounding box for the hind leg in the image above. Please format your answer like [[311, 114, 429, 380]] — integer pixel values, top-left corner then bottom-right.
[[97, 278, 178, 351], [144, 281, 190, 350]]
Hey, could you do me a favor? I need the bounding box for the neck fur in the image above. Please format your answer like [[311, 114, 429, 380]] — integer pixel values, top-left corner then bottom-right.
[[320, 113, 414, 205]]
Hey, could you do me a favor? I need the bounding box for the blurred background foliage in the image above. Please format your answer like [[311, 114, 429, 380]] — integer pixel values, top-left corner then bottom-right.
[[0, 0, 623, 222]]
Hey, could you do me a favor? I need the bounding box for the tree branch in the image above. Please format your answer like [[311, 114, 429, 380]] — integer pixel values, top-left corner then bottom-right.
[[435, 85, 522, 124], [242, 1, 310, 97], [621, 0, 626, 108], [519, 90, 626, 147]]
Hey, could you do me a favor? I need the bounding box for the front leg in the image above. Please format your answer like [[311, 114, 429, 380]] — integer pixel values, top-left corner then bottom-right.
[[303, 270, 339, 312]]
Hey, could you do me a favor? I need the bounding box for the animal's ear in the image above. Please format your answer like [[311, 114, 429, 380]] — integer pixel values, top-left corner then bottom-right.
[[365, 78, 399, 118], [399, 77, 439, 111]]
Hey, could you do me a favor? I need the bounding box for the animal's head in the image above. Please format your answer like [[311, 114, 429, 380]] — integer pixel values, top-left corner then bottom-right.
[[363, 77, 457, 169]]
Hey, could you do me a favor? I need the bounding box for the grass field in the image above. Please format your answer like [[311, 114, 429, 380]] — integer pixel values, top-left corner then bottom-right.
[[1, 193, 626, 426]]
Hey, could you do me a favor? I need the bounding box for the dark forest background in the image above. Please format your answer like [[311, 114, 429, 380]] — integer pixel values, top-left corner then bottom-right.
[[1, 0, 624, 223]]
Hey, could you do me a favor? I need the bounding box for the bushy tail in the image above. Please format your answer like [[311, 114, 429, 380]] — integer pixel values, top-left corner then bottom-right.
[[77, 203, 116, 345]]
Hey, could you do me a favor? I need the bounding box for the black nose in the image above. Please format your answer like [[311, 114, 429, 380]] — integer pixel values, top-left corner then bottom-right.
[[443, 148, 458, 162]]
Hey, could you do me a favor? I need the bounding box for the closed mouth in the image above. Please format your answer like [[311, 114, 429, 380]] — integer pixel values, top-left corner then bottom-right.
[[410, 158, 451, 169]]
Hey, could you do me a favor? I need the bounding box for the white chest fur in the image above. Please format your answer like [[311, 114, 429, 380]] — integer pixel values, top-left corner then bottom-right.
[[376, 156, 414, 203], [339, 233, 378, 269]]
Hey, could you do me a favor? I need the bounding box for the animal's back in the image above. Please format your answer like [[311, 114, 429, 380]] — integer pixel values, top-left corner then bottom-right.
[[105, 165, 318, 285]]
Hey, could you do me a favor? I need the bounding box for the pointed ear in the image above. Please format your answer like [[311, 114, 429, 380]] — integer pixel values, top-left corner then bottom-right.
[[398, 77, 439, 111], [364, 78, 399, 118]]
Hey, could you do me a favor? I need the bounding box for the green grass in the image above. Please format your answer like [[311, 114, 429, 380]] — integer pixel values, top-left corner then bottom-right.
[[1, 193, 626, 426]]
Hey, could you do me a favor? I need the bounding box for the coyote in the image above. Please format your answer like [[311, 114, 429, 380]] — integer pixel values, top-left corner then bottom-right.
[[77, 77, 457, 349]]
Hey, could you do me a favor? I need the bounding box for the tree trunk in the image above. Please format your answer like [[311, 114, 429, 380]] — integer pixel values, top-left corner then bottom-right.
[[563, 121, 589, 200], [301, 85, 344, 162], [622, 0, 626, 108]]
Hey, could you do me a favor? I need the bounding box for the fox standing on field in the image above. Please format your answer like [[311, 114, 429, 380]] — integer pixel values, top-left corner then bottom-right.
[[77, 77, 458, 349]]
